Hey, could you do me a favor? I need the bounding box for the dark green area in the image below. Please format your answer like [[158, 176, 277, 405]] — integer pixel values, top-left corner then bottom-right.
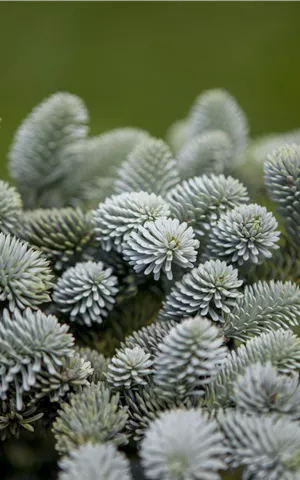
[[1, 2, 300, 179]]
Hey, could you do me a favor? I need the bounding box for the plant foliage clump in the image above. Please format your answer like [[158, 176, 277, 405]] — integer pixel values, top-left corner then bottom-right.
[[0, 233, 53, 311], [1, 89, 300, 480]]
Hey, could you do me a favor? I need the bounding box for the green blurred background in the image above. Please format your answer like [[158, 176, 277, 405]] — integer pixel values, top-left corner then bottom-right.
[[1, 1, 300, 179]]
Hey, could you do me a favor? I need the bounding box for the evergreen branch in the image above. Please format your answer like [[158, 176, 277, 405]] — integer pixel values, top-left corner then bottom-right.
[[223, 280, 300, 341], [187, 89, 248, 158], [123, 217, 199, 281], [53, 261, 119, 327], [52, 382, 128, 454], [0, 308, 74, 409], [20, 207, 93, 272], [207, 329, 300, 408], [233, 362, 300, 419], [265, 144, 300, 245], [114, 137, 180, 196], [121, 320, 177, 358], [59, 442, 133, 480], [167, 174, 249, 240], [159, 259, 243, 323], [0, 181, 22, 236], [177, 130, 233, 179], [140, 409, 227, 480], [60, 127, 149, 206], [33, 353, 93, 403], [93, 191, 170, 252], [9, 92, 88, 207], [206, 204, 280, 266], [154, 317, 228, 399], [76, 347, 109, 384], [107, 346, 153, 390], [246, 242, 300, 284], [218, 410, 300, 480], [0, 233, 53, 311], [123, 381, 194, 442]]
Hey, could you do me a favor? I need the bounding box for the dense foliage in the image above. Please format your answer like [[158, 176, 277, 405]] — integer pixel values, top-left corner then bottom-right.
[[1, 89, 300, 479]]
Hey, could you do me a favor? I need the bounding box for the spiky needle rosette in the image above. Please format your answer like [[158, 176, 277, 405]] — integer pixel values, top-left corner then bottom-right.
[[265, 144, 300, 244], [159, 259, 243, 322], [34, 353, 93, 403], [167, 174, 249, 239], [52, 382, 128, 454], [207, 329, 300, 408], [114, 137, 180, 196], [218, 410, 300, 480], [53, 261, 119, 327], [76, 346, 109, 383], [21, 207, 93, 271], [140, 409, 227, 480], [93, 191, 170, 252], [177, 130, 233, 179], [123, 217, 199, 281], [154, 317, 228, 399], [107, 346, 153, 390], [0, 308, 74, 409], [206, 203, 280, 266], [0, 180, 22, 235], [0, 233, 53, 311], [233, 362, 300, 419], [58, 442, 133, 480]]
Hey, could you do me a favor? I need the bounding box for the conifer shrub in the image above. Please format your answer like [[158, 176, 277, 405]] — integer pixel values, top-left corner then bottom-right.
[[1, 89, 300, 479]]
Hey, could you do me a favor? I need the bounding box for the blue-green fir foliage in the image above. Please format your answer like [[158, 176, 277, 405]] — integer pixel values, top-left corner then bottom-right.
[[1, 89, 300, 480]]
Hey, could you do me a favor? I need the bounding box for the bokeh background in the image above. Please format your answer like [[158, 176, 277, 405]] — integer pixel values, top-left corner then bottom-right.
[[1, 2, 300, 181]]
